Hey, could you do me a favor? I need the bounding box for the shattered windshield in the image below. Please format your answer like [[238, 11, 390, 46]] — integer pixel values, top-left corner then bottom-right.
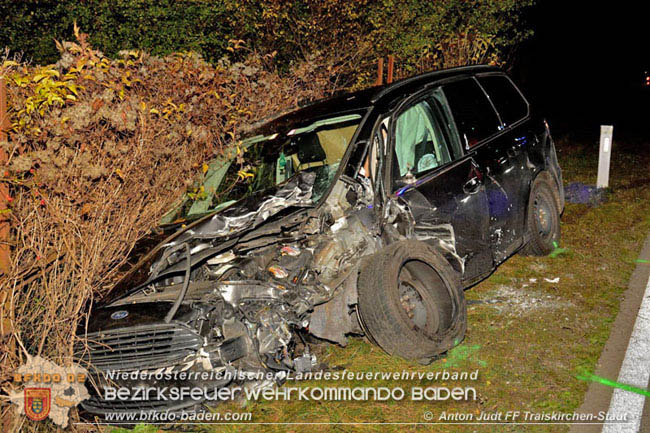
[[162, 112, 363, 223]]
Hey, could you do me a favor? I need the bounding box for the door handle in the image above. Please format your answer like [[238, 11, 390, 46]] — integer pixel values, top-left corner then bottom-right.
[[463, 176, 482, 194]]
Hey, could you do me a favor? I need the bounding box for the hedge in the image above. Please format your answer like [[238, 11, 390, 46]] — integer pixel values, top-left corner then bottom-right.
[[1, 0, 535, 71]]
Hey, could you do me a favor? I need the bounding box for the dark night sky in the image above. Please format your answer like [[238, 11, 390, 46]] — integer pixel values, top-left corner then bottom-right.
[[513, 2, 646, 139]]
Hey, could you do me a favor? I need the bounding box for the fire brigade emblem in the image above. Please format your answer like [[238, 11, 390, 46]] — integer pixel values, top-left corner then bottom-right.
[[24, 388, 51, 421]]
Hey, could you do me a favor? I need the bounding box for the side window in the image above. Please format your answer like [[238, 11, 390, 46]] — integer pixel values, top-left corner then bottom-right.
[[477, 75, 529, 127], [393, 96, 453, 178], [442, 78, 501, 149]]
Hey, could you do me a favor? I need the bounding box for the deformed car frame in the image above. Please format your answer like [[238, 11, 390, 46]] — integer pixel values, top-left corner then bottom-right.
[[76, 65, 564, 415]]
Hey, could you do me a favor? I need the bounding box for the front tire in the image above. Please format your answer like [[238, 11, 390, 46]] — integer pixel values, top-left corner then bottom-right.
[[520, 175, 561, 256], [357, 241, 466, 361]]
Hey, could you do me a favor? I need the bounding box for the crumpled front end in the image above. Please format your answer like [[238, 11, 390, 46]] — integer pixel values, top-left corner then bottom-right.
[[77, 171, 386, 414]]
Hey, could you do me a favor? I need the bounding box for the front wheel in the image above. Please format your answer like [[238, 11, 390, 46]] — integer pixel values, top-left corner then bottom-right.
[[357, 241, 466, 361], [520, 176, 561, 256]]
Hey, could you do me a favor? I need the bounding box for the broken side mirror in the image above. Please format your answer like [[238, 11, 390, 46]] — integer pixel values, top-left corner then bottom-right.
[[395, 166, 417, 187]]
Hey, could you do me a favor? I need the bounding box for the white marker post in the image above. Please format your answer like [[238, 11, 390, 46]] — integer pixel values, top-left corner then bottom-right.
[[597, 125, 613, 189]]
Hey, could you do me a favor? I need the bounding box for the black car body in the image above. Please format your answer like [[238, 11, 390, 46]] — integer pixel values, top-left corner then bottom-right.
[[77, 65, 564, 415]]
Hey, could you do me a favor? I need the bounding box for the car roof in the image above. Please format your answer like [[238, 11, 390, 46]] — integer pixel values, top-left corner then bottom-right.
[[248, 64, 500, 136], [370, 64, 500, 105]]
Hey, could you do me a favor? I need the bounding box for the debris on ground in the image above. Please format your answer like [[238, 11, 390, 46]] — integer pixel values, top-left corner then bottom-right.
[[472, 283, 572, 316], [564, 182, 607, 205]]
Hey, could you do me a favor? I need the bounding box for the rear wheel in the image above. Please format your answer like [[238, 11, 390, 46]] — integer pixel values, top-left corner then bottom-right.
[[357, 241, 466, 361], [520, 176, 561, 256]]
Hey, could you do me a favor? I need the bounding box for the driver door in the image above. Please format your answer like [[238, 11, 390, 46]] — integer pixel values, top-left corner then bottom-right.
[[388, 88, 494, 283]]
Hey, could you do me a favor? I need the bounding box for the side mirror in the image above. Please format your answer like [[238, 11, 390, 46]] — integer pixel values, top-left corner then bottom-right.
[[395, 167, 416, 187]]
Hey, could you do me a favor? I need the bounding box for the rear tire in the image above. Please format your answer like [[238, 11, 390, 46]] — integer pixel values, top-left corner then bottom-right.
[[357, 241, 466, 361], [520, 175, 561, 256]]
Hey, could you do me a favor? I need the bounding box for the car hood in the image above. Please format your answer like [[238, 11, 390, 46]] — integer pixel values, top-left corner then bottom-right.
[[101, 171, 316, 305]]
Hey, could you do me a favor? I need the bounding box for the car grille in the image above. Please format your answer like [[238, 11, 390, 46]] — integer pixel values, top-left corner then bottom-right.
[[81, 392, 198, 414], [75, 323, 203, 371]]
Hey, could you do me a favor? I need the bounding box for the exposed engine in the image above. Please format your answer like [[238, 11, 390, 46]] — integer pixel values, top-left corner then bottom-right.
[[77, 170, 464, 415], [78, 172, 384, 409]]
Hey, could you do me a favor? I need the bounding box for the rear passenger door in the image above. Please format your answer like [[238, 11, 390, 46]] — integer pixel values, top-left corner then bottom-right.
[[389, 88, 494, 283], [441, 76, 527, 265], [477, 74, 533, 262]]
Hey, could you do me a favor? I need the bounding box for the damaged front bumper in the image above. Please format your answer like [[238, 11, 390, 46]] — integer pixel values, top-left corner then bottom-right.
[[76, 173, 387, 414]]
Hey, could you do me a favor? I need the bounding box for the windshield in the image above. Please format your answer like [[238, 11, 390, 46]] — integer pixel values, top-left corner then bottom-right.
[[161, 112, 363, 223]]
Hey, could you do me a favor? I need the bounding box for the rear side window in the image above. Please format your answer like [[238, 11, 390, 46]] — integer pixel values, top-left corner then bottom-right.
[[442, 78, 501, 149], [478, 75, 529, 127]]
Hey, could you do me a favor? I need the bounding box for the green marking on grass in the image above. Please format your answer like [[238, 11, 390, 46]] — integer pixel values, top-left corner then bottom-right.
[[549, 241, 570, 258], [441, 344, 486, 368], [576, 371, 650, 397]]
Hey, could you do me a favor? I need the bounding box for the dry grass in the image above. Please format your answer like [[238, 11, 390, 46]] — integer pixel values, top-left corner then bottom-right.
[[0, 29, 350, 432]]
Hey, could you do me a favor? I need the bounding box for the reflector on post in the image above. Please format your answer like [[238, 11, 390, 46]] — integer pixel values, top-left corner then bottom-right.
[[597, 125, 613, 189]]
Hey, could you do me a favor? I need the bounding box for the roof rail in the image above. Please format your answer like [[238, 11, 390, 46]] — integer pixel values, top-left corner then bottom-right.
[[370, 64, 499, 103]]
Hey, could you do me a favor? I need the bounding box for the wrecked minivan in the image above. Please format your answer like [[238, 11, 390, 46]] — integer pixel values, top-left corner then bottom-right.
[[76, 65, 564, 415]]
